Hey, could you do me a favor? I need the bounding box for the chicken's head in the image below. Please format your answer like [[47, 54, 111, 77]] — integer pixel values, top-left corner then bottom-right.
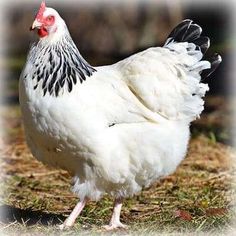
[[30, 1, 65, 39]]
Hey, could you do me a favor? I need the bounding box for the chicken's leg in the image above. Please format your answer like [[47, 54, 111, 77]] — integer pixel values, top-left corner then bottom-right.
[[59, 198, 87, 230], [103, 198, 127, 231]]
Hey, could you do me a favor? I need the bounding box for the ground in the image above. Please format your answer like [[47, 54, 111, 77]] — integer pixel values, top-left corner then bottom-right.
[[0, 96, 235, 235]]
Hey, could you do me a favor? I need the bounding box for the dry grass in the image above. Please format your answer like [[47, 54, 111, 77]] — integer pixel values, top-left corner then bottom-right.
[[0, 97, 235, 235]]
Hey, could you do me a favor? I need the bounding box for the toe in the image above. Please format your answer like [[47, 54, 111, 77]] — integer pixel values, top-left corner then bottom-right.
[[102, 225, 113, 231], [58, 224, 66, 230], [58, 223, 73, 230], [102, 222, 128, 231]]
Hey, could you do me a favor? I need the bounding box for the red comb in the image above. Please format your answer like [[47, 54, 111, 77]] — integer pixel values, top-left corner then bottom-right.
[[36, 1, 46, 21]]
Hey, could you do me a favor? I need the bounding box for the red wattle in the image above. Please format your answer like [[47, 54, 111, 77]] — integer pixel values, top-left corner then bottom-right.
[[38, 27, 48, 38]]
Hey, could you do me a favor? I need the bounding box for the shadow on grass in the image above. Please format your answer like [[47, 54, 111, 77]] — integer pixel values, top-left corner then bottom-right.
[[0, 205, 66, 226]]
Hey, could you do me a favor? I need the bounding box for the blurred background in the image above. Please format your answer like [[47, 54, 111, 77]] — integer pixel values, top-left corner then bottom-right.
[[1, 0, 233, 144]]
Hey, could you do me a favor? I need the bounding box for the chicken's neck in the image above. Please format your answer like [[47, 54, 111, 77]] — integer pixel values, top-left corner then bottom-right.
[[27, 31, 96, 97]]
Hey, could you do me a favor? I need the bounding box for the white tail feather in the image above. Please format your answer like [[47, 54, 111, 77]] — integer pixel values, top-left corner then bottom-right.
[[165, 42, 211, 121]]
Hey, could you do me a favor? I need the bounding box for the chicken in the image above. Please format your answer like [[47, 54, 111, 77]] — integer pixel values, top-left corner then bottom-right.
[[19, 1, 222, 230]]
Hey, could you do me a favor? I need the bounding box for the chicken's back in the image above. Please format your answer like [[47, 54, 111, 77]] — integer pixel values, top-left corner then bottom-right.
[[114, 20, 221, 123]]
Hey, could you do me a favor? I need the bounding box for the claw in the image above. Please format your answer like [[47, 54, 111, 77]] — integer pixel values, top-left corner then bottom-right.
[[58, 223, 73, 230], [59, 221, 85, 231], [102, 222, 128, 231]]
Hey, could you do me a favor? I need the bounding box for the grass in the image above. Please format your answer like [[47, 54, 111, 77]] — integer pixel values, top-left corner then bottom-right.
[[0, 96, 235, 235]]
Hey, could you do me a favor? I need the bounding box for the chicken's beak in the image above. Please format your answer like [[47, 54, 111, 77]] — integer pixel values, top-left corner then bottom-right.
[[30, 20, 42, 31]]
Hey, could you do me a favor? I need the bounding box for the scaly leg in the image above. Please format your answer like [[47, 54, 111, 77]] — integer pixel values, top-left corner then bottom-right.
[[59, 198, 87, 230], [103, 198, 127, 231]]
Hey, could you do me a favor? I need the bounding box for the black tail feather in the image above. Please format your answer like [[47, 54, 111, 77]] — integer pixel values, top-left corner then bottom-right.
[[165, 19, 222, 78], [201, 53, 222, 79], [167, 19, 193, 42], [192, 36, 210, 55], [165, 19, 209, 54], [183, 23, 202, 42]]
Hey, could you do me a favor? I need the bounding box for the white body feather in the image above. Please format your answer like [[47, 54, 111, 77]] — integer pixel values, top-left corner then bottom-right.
[[19, 42, 210, 200], [19, 14, 214, 201]]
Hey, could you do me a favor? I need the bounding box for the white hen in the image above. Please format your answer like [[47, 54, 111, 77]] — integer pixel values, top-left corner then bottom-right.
[[19, 1, 222, 230]]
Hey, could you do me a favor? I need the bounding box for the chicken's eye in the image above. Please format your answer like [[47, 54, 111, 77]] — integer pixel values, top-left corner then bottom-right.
[[46, 15, 54, 24]]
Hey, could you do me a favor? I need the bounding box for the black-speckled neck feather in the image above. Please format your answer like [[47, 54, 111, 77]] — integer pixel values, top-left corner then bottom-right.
[[27, 33, 96, 97]]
